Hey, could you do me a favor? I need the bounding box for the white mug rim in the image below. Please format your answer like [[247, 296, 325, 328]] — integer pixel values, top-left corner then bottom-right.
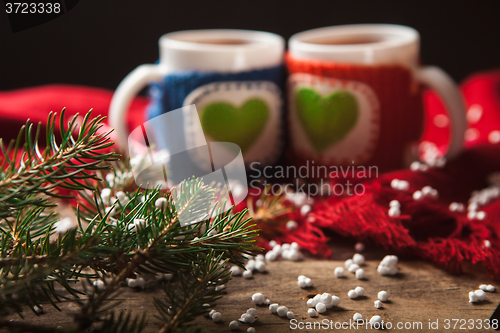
[[159, 29, 284, 53], [289, 24, 419, 63]]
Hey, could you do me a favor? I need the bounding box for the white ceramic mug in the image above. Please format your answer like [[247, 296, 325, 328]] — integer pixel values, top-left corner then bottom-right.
[[109, 29, 285, 168], [287, 24, 467, 170]]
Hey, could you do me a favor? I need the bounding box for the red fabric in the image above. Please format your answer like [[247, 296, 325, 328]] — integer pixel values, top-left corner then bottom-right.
[[2, 68, 500, 276], [286, 53, 424, 173], [0, 85, 149, 145]]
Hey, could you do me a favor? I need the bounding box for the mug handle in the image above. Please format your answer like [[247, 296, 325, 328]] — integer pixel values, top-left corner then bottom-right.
[[415, 66, 467, 159], [109, 64, 165, 150]]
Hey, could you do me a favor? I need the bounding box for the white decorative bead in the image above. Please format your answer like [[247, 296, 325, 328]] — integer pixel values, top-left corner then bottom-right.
[[93, 280, 105, 291], [355, 268, 365, 280], [355, 242, 365, 252], [370, 315, 383, 326], [308, 308, 318, 317], [243, 270, 253, 279], [155, 197, 167, 209], [286, 220, 298, 230], [251, 293, 265, 305], [487, 285, 496, 292], [348, 263, 360, 273], [353, 313, 363, 321], [348, 290, 358, 299], [212, 312, 222, 322], [388, 207, 401, 217], [315, 302, 327, 313], [269, 303, 279, 313], [378, 291, 388, 302], [475, 289, 486, 301], [230, 266, 242, 276], [374, 300, 383, 309], [247, 328, 256, 333], [287, 311, 295, 319], [334, 266, 345, 278], [229, 320, 239, 330], [352, 253, 365, 265], [355, 286, 365, 296], [277, 306, 288, 317], [413, 190, 423, 200], [469, 291, 479, 303], [345, 259, 354, 268]]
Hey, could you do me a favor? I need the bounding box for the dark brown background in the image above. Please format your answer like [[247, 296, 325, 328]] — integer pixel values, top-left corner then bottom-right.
[[1, 0, 499, 92]]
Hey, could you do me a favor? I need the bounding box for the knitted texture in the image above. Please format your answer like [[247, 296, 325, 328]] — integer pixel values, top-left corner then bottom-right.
[[286, 53, 424, 173], [146, 65, 285, 120]]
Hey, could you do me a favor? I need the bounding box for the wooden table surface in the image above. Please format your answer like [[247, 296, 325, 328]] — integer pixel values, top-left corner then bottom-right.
[[8, 255, 499, 333]]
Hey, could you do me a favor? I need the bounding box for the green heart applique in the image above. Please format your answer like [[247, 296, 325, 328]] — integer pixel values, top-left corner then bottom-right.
[[296, 88, 359, 153], [200, 99, 269, 153]]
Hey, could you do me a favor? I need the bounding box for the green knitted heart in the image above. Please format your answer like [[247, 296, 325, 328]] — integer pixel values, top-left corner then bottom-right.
[[296, 88, 359, 153], [200, 99, 269, 153]]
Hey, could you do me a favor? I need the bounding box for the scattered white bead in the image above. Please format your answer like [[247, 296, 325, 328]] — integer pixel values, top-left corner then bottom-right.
[[378, 291, 388, 302], [300, 205, 311, 216], [247, 308, 258, 317], [308, 308, 318, 317], [265, 299, 270, 305], [334, 266, 345, 278], [370, 315, 383, 326], [345, 259, 354, 268], [126, 277, 145, 289], [422, 186, 432, 196], [476, 211, 486, 220], [390, 179, 400, 189], [380, 255, 398, 267], [305, 278, 313, 287], [388, 207, 401, 217], [355, 286, 365, 296], [93, 280, 105, 291], [247, 328, 255, 333], [315, 302, 327, 313], [467, 210, 477, 220], [286, 311, 294, 319], [352, 253, 365, 265], [212, 312, 222, 322], [215, 284, 226, 292], [413, 190, 423, 200], [255, 261, 267, 273], [480, 284, 488, 291], [240, 313, 255, 324], [255, 254, 265, 261], [487, 285, 496, 292], [348, 263, 360, 273], [229, 320, 239, 330], [353, 313, 363, 322], [243, 270, 253, 279], [306, 298, 316, 308], [246, 260, 256, 272], [252, 293, 266, 305], [355, 242, 365, 252], [330, 296, 340, 306], [269, 303, 279, 313], [377, 265, 390, 276], [286, 220, 298, 230], [231, 266, 242, 276], [410, 161, 421, 171], [269, 240, 277, 247], [298, 280, 307, 288], [449, 202, 465, 212], [277, 306, 288, 317], [265, 251, 278, 262], [397, 180, 409, 191], [155, 197, 167, 209], [469, 291, 479, 303], [484, 240, 492, 248], [320, 293, 333, 305], [389, 200, 400, 208], [374, 300, 383, 309], [355, 268, 365, 280], [348, 290, 358, 299], [475, 289, 486, 301]]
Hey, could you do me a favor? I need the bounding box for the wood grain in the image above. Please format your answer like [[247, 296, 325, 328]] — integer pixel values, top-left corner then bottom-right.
[[5, 258, 499, 333]]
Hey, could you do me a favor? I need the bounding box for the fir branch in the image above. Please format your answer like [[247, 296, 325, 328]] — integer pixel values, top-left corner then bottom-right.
[[0, 109, 118, 219], [156, 251, 231, 333]]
